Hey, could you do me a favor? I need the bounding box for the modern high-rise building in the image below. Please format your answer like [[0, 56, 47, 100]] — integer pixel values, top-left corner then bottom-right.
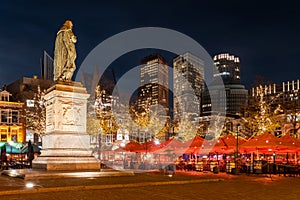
[[138, 54, 169, 111], [135, 54, 170, 142], [201, 53, 247, 118], [40, 50, 54, 80], [201, 84, 248, 117], [213, 53, 241, 84], [173, 52, 204, 122]]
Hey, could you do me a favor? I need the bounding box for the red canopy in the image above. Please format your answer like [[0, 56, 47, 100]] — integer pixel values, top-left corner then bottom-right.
[[123, 141, 143, 152], [184, 135, 245, 154], [220, 134, 246, 153], [187, 136, 204, 147], [240, 132, 280, 153], [189, 139, 228, 154], [277, 135, 300, 152], [150, 139, 173, 152], [222, 134, 246, 148], [154, 138, 188, 154]]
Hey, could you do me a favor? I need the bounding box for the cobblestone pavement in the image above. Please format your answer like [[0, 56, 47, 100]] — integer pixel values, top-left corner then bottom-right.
[[1, 171, 300, 200]]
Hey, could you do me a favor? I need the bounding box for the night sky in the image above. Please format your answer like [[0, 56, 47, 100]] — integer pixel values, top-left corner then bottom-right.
[[0, 0, 299, 89]]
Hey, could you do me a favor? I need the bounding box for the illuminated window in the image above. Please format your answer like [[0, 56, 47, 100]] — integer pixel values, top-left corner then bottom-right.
[[0, 91, 10, 101], [12, 111, 19, 124], [26, 99, 35, 107], [11, 129, 18, 142], [1, 110, 9, 124], [1, 128, 8, 142]]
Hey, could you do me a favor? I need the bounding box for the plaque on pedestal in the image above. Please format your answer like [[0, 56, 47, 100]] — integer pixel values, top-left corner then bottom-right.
[[33, 82, 99, 170]]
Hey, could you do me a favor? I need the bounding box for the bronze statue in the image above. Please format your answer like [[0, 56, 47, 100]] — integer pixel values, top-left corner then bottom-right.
[[53, 20, 77, 81]]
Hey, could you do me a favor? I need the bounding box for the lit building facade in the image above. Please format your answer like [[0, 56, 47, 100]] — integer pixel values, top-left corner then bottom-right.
[[173, 52, 204, 123], [0, 90, 25, 142], [138, 54, 169, 111], [250, 80, 300, 136], [202, 53, 247, 117], [202, 84, 248, 117], [6, 76, 53, 103], [250, 80, 300, 106], [40, 50, 54, 80], [6, 76, 53, 142], [213, 53, 241, 84], [200, 53, 247, 134], [89, 67, 122, 147], [134, 54, 170, 142]]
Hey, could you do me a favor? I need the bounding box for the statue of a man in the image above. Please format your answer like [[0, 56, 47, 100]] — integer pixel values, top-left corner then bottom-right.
[[53, 20, 77, 81]]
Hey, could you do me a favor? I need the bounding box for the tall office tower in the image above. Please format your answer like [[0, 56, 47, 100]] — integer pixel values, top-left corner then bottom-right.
[[138, 54, 169, 112], [40, 50, 54, 80], [201, 53, 247, 118], [213, 53, 240, 84], [173, 52, 204, 122]]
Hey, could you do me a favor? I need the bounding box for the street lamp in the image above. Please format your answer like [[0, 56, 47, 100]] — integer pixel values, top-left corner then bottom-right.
[[98, 127, 104, 171], [154, 138, 160, 145], [98, 129, 102, 161], [235, 124, 240, 174]]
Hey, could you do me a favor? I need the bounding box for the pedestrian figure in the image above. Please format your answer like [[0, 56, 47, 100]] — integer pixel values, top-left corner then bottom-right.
[[1, 145, 7, 169], [27, 140, 34, 168]]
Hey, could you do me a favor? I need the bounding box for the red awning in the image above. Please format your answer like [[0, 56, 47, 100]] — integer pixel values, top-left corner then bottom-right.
[[187, 136, 204, 147], [277, 135, 300, 152], [240, 132, 280, 152], [123, 141, 143, 152]]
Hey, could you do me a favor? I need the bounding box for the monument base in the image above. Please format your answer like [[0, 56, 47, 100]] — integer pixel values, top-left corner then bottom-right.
[[35, 81, 99, 171], [33, 156, 99, 171]]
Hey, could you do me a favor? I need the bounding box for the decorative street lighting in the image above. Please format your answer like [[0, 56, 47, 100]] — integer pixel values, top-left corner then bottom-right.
[[235, 123, 240, 174], [98, 129, 102, 161]]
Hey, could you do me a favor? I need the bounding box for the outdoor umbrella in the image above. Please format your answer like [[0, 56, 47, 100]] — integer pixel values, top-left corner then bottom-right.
[[277, 135, 300, 152], [153, 138, 187, 155], [123, 141, 143, 152], [20, 144, 42, 154], [0, 143, 21, 154], [187, 136, 204, 147], [240, 132, 280, 153], [221, 134, 246, 154], [150, 138, 173, 152], [192, 139, 227, 154], [276, 135, 300, 163], [182, 136, 204, 154]]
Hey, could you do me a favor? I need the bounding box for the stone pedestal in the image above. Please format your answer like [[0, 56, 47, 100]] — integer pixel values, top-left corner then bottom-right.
[[33, 82, 99, 170]]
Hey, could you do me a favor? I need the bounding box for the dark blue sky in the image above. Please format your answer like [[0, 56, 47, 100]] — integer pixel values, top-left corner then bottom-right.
[[0, 0, 299, 89]]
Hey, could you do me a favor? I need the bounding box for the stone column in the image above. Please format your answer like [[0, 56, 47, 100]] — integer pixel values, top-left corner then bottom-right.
[[33, 82, 99, 170]]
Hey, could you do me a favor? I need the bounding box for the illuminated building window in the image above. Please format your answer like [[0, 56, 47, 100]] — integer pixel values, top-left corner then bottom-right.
[[1, 128, 8, 142], [12, 111, 19, 124], [1, 110, 9, 124]]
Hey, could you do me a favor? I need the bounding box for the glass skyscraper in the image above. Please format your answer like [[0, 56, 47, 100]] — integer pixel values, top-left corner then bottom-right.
[[173, 52, 204, 122], [138, 54, 169, 111]]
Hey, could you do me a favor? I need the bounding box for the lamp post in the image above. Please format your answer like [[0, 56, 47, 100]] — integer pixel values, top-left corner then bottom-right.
[[235, 124, 240, 174], [98, 129, 102, 169]]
